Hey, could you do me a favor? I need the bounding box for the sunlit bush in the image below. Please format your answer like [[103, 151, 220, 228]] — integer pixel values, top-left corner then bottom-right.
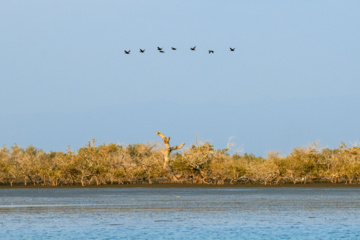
[[0, 140, 360, 186]]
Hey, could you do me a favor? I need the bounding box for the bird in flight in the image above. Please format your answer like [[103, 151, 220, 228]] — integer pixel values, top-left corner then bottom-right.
[[140, 49, 145, 53], [209, 50, 214, 54], [230, 48, 235, 51], [190, 46, 196, 51], [171, 47, 177, 50], [159, 50, 165, 53], [157, 47, 163, 51], [124, 50, 130, 54]]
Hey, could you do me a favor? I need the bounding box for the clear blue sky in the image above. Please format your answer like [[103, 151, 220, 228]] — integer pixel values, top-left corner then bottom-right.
[[1, 1, 359, 156]]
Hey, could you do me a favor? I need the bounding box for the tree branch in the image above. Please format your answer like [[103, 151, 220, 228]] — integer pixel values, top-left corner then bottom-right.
[[171, 142, 185, 151]]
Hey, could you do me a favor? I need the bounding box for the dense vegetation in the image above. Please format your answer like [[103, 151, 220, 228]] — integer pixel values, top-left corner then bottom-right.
[[0, 140, 360, 186]]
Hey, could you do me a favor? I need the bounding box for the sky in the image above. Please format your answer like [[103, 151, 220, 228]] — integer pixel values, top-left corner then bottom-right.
[[0, 0, 359, 156]]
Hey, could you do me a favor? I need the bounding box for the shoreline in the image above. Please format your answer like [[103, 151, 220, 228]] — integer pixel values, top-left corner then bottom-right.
[[1, 183, 360, 189]]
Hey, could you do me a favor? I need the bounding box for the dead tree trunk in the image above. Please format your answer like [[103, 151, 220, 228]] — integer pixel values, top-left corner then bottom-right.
[[156, 131, 185, 175]]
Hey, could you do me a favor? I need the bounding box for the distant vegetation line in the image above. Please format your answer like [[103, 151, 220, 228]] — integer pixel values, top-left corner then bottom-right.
[[0, 140, 359, 186]]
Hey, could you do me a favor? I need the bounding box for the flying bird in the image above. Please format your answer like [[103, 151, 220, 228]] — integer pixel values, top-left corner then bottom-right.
[[157, 47, 163, 50], [140, 49, 145, 53], [209, 50, 214, 54], [124, 50, 130, 54], [171, 47, 177, 50], [159, 50, 165, 53], [230, 48, 235, 51], [190, 46, 196, 51]]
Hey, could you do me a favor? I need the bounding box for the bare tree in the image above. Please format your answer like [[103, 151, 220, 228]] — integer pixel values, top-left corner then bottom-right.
[[156, 131, 185, 174]]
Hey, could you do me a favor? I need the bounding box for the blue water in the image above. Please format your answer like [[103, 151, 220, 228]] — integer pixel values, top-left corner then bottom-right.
[[0, 188, 360, 239]]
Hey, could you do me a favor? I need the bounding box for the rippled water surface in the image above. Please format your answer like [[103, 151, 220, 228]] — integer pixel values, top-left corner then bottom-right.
[[1, 188, 360, 239]]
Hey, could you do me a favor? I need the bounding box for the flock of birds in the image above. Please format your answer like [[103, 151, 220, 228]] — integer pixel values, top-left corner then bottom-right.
[[124, 46, 235, 54]]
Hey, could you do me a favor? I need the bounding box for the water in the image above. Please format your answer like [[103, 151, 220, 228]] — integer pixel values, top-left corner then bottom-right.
[[0, 188, 360, 239]]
